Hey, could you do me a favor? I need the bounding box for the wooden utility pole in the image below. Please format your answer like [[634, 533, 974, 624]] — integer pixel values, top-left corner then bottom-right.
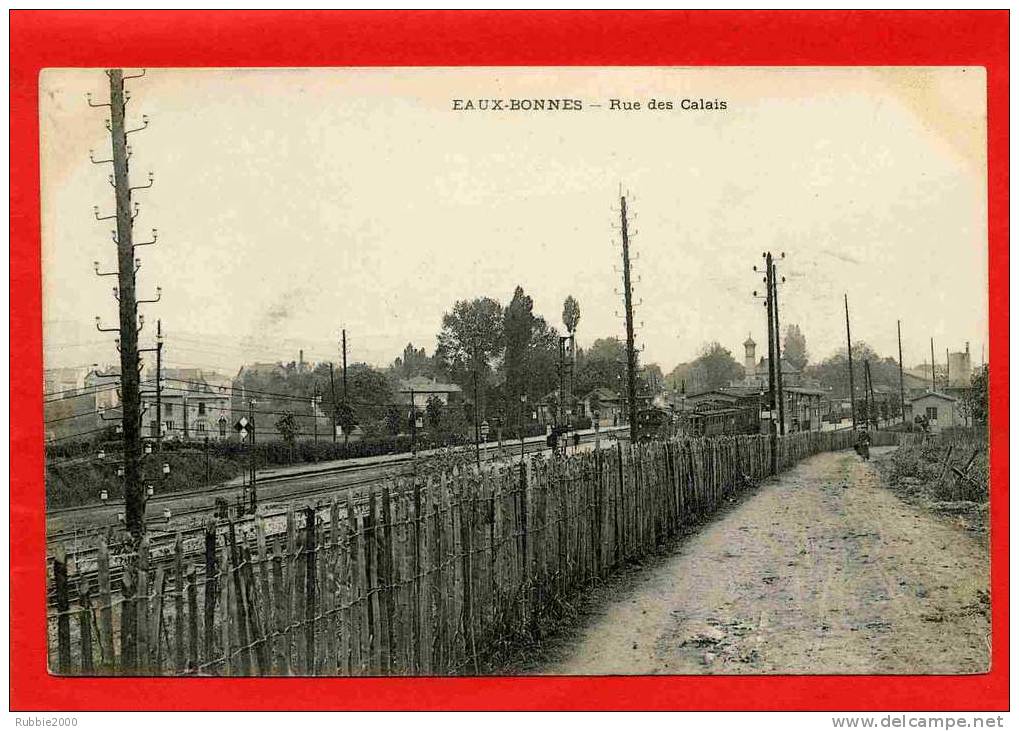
[[329, 362, 337, 443], [154, 319, 163, 456], [103, 69, 150, 538], [341, 329, 349, 446], [844, 294, 857, 431], [930, 338, 936, 391], [764, 254, 778, 473], [248, 399, 257, 512], [619, 195, 639, 443], [864, 359, 876, 429], [897, 320, 906, 424], [946, 347, 951, 389], [472, 342, 482, 470], [312, 388, 319, 444], [770, 257, 786, 436]]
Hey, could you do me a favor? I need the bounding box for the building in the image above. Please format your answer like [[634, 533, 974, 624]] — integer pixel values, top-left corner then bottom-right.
[[579, 387, 625, 428], [684, 386, 764, 435], [43, 366, 109, 443], [780, 386, 826, 432], [906, 391, 961, 433], [740, 334, 804, 389], [396, 376, 463, 409], [947, 343, 973, 388], [147, 368, 232, 441]]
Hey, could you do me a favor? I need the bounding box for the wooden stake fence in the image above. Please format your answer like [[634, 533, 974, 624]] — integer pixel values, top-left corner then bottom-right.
[[47, 429, 901, 676]]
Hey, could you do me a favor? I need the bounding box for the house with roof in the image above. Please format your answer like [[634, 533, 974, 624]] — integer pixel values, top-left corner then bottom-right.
[[577, 387, 625, 428], [906, 391, 961, 433], [739, 334, 805, 389], [148, 368, 232, 441], [781, 386, 827, 432], [397, 376, 463, 409]]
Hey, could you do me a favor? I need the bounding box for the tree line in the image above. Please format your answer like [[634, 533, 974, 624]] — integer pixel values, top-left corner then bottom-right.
[[233, 286, 663, 443]]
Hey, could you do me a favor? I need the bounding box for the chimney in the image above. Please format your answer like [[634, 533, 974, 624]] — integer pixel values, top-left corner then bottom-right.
[[299, 349, 304, 371]]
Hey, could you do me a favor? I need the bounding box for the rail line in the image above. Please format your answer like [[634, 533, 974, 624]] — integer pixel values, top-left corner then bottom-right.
[[46, 430, 624, 607]]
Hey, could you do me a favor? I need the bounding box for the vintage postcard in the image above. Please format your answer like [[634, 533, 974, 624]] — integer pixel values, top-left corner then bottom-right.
[[36, 65, 991, 681]]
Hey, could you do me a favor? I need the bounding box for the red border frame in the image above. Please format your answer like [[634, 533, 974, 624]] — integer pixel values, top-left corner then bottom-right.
[[10, 10, 1009, 711]]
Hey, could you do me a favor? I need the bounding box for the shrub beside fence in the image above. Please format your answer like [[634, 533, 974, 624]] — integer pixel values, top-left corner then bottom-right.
[[47, 428, 900, 676]]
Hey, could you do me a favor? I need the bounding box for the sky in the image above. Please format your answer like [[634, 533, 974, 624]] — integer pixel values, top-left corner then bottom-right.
[[40, 66, 988, 378]]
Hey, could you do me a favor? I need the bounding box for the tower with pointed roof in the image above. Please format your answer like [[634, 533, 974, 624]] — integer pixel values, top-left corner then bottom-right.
[[743, 334, 756, 376]]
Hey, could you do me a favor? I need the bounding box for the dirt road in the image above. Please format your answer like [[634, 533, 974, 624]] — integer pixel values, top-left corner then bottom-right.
[[542, 448, 989, 675]]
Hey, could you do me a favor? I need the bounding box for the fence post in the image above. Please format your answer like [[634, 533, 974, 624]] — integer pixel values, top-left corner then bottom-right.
[[186, 564, 198, 673], [242, 543, 268, 674], [136, 540, 150, 674], [227, 521, 251, 675], [412, 472, 422, 675], [303, 505, 317, 675], [345, 489, 363, 675], [379, 484, 394, 674], [327, 499, 340, 675], [174, 534, 185, 673], [119, 565, 136, 672], [52, 546, 72, 674], [271, 538, 288, 675], [203, 520, 217, 666], [78, 578, 95, 674], [96, 537, 114, 671], [150, 567, 166, 673], [255, 519, 274, 671]]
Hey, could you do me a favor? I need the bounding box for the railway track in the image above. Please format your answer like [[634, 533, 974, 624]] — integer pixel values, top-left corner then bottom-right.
[[46, 429, 623, 607]]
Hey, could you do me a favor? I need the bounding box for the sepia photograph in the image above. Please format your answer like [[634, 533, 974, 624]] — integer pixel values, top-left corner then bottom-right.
[[39, 65, 990, 680]]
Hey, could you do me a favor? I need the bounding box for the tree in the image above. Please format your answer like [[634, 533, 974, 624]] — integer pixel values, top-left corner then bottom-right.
[[435, 297, 504, 387], [503, 287, 536, 404], [574, 337, 628, 396], [965, 364, 989, 426], [275, 411, 298, 460], [687, 342, 744, 392], [390, 343, 434, 379], [526, 314, 561, 402], [783, 324, 809, 371], [425, 395, 444, 429], [334, 401, 356, 436], [665, 362, 692, 394], [275, 411, 298, 443], [805, 342, 900, 397], [384, 405, 402, 436], [642, 363, 665, 396], [562, 295, 581, 335]]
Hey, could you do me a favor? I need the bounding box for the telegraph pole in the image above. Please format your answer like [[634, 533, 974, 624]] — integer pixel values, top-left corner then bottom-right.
[[864, 359, 875, 429], [329, 362, 337, 443], [897, 320, 906, 424], [341, 329, 349, 447], [409, 389, 417, 455], [930, 338, 936, 391], [770, 256, 786, 436], [844, 294, 857, 431], [312, 388, 319, 444], [248, 398, 257, 512], [946, 347, 951, 389], [155, 320, 163, 456], [472, 342, 482, 470], [91, 68, 156, 539], [762, 255, 778, 472], [619, 194, 639, 443]]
